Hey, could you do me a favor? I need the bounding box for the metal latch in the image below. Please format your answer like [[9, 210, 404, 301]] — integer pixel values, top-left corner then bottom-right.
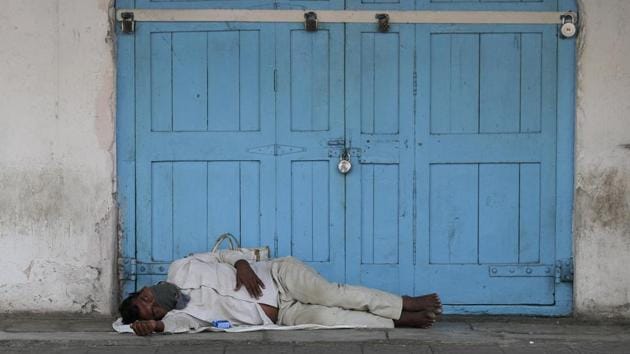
[[376, 14, 390, 33], [556, 258, 574, 283], [559, 11, 578, 38], [120, 12, 135, 34], [304, 12, 318, 32]]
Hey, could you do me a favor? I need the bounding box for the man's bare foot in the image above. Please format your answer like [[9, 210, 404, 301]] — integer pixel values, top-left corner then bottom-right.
[[402, 293, 442, 314], [393, 310, 436, 329]]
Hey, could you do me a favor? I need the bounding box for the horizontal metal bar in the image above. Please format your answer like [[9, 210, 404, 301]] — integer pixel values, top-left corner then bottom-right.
[[136, 262, 171, 275], [116, 9, 567, 25], [488, 265, 554, 277]]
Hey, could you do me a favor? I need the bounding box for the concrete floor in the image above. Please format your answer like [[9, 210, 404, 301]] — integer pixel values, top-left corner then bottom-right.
[[0, 315, 629, 353]]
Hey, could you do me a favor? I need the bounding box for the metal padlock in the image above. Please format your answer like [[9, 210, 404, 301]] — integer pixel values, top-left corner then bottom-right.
[[338, 150, 352, 174], [560, 12, 577, 38]]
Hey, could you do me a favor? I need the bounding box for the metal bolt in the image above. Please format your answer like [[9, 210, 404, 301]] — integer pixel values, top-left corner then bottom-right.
[[140, 266, 146, 272], [159, 266, 165, 272], [509, 268, 515, 273], [491, 268, 497, 274], [526, 268, 532, 274]]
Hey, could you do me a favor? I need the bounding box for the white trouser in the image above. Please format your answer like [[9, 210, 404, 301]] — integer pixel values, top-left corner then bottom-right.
[[271, 257, 402, 328]]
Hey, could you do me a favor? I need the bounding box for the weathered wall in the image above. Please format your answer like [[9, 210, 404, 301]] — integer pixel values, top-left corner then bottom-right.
[[0, 0, 117, 313], [0, 0, 628, 317], [575, 0, 630, 318]]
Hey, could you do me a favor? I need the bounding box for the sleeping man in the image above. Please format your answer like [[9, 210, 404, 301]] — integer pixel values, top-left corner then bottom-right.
[[119, 250, 442, 336]]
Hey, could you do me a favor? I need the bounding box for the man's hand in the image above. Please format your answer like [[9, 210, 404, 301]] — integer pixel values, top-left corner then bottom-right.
[[235, 259, 265, 299], [130, 320, 164, 336]]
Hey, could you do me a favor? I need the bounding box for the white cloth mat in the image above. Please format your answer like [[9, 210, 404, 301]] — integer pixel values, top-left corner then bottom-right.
[[112, 318, 364, 334]]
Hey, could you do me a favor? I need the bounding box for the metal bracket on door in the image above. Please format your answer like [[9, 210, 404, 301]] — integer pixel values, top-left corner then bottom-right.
[[488, 265, 554, 278], [120, 12, 135, 34], [327, 139, 361, 158], [121, 257, 137, 281], [328, 147, 361, 158], [136, 261, 172, 275], [376, 14, 390, 33], [555, 258, 574, 283], [487, 259, 574, 283], [304, 12, 318, 32]]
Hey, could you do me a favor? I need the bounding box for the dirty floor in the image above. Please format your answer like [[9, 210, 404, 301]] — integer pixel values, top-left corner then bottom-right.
[[0, 315, 629, 353]]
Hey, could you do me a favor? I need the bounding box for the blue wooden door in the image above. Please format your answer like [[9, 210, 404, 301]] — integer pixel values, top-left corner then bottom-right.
[[133, 21, 278, 288], [119, 0, 575, 314], [275, 22, 347, 282], [341, 0, 574, 313], [345, 23, 416, 295], [131, 7, 348, 287], [413, 23, 560, 308]]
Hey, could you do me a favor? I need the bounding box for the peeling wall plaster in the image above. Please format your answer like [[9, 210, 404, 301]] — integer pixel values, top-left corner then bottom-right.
[[0, 0, 117, 314]]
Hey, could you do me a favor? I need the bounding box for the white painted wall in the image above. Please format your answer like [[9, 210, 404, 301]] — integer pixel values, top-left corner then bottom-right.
[[575, 0, 630, 318], [0, 0, 117, 313], [0, 0, 628, 317]]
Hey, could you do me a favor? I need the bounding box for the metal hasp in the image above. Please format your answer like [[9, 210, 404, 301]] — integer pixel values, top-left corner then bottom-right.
[[560, 11, 578, 39], [304, 12, 318, 32], [556, 258, 574, 283], [120, 12, 135, 34], [376, 14, 390, 32]]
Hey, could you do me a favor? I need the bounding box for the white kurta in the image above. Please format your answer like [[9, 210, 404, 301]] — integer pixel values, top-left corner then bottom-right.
[[161, 250, 278, 333], [159, 251, 403, 333]]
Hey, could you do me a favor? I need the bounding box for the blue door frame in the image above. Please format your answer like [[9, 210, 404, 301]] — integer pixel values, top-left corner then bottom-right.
[[116, 0, 577, 315]]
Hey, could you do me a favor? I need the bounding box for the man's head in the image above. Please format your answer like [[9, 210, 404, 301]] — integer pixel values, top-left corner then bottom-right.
[[119, 282, 189, 324], [119, 287, 169, 324]]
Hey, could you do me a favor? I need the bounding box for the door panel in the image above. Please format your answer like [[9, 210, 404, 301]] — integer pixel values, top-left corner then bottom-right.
[[135, 23, 276, 287], [415, 24, 558, 305], [275, 23, 346, 283], [345, 24, 415, 295]]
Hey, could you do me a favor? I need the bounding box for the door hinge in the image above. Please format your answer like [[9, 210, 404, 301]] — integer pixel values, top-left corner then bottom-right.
[[273, 69, 278, 92], [120, 12, 135, 34], [121, 257, 137, 281], [413, 71, 417, 97], [556, 257, 574, 283]]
